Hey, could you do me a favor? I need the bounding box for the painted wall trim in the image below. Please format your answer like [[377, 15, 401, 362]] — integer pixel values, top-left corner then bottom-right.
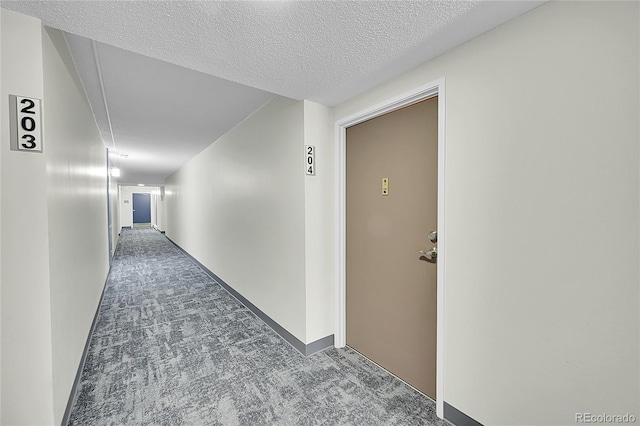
[[166, 236, 334, 356], [333, 77, 447, 418], [444, 402, 483, 426], [61, 270, 110, 426]]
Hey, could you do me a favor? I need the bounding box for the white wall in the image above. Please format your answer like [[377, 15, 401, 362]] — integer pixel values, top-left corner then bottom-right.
[[165, 98, 336, 345], [1, 10, 111, 425], [0, 10, 55, 425], [151, 188, 165, 232], [109, 172, 120, 257], [166, 97, 310, 342], [303, 100, 335, 342], [42, 26, 110, 424], [107, 152, 120, 258], [334, 1, 639, 424]]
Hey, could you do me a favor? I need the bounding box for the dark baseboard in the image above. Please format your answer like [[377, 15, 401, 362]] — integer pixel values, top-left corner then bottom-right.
[[305, 334, 335, 356], [152, 225, 165, 234], [444, 402, 483, 426], [61, 272, 109, 426], [165, 235, 333, 356]]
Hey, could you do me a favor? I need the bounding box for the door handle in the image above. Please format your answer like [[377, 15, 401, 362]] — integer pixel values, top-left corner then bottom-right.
[[417, 247, 437, 260]]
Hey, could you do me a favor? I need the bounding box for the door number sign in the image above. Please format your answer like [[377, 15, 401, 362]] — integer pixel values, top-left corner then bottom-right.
[[9, 95, 43, 152], [305, 145, 315, 175]]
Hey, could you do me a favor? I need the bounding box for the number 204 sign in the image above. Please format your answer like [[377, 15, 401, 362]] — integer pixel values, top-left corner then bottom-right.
[[9, 95, 43, 153]]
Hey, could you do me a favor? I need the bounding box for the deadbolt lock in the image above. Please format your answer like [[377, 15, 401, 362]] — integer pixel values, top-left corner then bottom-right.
[[428, 230, 437, 243]]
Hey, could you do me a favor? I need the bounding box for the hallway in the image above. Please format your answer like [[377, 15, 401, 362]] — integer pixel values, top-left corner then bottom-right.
[[68, 228, 445, 425], [3, 3, 638, 425]]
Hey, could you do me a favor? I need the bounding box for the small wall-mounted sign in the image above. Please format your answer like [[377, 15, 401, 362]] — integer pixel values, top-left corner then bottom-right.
[[382, 177, 389, 196], [9, 95, 43, 153], [305, 145, 315, 175]]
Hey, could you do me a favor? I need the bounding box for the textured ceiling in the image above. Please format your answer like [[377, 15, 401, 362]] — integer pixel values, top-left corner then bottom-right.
[[1, 0, 545, 184]]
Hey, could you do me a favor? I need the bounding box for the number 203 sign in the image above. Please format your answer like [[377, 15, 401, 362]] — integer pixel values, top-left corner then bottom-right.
[[9, 95, 43, 153]]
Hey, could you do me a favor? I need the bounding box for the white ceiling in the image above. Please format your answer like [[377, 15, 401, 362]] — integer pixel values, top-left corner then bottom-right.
[[1, 0, 545, 185], [63, 36, 275, 185]]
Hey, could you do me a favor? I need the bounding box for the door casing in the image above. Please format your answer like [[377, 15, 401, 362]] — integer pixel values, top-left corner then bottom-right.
[[334, 77, 446, 418]]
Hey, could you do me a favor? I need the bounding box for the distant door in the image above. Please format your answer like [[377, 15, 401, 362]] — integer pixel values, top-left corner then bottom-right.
[[132, 193, 151, 224], [346, 97, 438, 398]]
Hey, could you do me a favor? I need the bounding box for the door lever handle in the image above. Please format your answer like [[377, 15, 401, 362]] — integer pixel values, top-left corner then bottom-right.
[[417, 247, 437, 260]]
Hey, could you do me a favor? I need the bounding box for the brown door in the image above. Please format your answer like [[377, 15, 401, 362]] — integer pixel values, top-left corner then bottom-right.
[[346, 96, 438, 398]]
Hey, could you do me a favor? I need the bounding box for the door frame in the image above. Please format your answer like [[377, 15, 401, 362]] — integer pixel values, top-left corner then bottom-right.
[[106, 149, 113, 265], [333, 77, 446, 418]]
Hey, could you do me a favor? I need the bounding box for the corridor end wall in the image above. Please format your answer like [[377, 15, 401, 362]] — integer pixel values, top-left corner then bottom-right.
[[119, 185, 166, 232]]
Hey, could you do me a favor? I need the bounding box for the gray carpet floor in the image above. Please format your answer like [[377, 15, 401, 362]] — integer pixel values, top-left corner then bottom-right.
[[68, 228, 446, 425]]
